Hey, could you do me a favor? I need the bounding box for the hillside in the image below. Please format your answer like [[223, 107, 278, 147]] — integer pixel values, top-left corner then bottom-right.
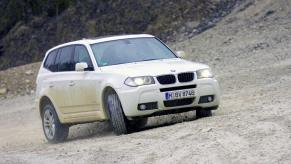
[[1, 0, 291, 163], [0, 0, 243, 70]]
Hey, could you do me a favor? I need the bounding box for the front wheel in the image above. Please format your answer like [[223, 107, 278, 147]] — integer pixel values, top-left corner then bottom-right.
[[42, 103, 69, 143], [106, 92, 128, 135]]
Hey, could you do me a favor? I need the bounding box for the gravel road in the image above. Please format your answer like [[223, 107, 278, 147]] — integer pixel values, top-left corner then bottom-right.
[[0, 0, 291, 163]]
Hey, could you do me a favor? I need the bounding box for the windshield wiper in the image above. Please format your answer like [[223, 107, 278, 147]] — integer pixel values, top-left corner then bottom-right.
[[141, 58, 159, 62]]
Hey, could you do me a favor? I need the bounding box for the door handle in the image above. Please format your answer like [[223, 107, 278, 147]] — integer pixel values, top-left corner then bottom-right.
[[69, 81, 75, 86], [49, 83, 54, 88]]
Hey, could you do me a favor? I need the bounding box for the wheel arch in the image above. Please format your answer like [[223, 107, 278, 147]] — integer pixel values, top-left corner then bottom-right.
[[39, 96, 51, 117], [101, 86, 116, 119], [38, 95, 63, 122]]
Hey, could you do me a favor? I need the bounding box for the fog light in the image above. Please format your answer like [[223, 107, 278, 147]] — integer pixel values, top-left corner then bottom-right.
[[138, 102, 158, 111], [207, 96, 213, 102], [198, 95, 214, 104], [140, 104, 147, 110]]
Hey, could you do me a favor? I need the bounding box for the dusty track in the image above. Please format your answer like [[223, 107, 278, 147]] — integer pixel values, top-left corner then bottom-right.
[[0, 0, 291, 163]]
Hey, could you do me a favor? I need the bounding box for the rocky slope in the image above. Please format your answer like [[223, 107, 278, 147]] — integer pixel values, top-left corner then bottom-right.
[[0, 0, 247, 97], [0, 62, 40, 98], [0, 0, 243, 70]]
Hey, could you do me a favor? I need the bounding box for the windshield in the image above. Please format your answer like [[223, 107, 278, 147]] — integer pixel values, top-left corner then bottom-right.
[[90, 37, 177, 66]]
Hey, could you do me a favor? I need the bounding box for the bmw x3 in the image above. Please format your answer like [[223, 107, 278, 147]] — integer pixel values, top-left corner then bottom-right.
[[36, 34, 220, 143]]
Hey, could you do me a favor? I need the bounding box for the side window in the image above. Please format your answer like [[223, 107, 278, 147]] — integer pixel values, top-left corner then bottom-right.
[[58, 46, 74, 72], [74, 45, 94, 71], [44, 50, 57, 72]]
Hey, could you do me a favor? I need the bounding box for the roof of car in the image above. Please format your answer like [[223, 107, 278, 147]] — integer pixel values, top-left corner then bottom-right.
[[85, 34, 155, 44], [48, 34, 155, 52]]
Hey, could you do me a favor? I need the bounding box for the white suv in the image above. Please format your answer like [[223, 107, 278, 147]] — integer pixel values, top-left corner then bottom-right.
[[36, 34, 220, 143]]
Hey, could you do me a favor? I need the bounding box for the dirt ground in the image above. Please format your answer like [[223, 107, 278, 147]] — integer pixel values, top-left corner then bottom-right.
[[0, 0, 291, 163]]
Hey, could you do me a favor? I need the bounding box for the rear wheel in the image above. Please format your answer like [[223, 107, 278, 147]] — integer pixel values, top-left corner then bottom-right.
[[196, 108, 212, 118], [42, 103, 69, 143], [106, 91, 128, 135]]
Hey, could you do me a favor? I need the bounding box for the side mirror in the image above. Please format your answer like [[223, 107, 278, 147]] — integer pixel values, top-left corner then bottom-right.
[[75, 62, 88, 71], [176, 51, 187, 58]]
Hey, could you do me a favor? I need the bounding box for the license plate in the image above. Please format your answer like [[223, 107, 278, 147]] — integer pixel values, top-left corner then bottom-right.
[[164, 89, 195, 100]]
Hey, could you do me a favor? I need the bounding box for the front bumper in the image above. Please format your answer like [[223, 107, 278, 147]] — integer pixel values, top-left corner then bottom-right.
[[116, 78, 220, 117]]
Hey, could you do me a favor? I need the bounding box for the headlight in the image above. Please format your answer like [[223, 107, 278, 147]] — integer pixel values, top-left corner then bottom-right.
[[124, 76, 155, 87], [196, 68, 214, 79]]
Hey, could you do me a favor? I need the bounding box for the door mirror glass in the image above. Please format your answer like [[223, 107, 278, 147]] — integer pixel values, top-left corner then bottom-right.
[[75, 62, 88, 71], [176, 51, 187, 58]]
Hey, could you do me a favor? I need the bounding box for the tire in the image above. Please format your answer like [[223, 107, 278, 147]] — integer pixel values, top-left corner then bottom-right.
[[106, 91, 128, 135], [196, 108, 212, 118], [129, 118, 148, 129], [42, 103, 69, 143]]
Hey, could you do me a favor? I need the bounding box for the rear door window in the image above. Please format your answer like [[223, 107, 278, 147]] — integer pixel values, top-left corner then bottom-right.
[[57, 46, 75, 72], [44, 50, 58, 72]]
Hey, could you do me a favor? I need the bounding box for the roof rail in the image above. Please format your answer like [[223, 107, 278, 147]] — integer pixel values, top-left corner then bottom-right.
[[83, 34, 136, 40]]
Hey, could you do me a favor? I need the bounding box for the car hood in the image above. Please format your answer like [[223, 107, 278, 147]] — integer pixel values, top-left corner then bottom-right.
[[99, 58, 209, 77]]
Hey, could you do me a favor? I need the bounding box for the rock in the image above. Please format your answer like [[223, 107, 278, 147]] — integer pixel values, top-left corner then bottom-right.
[[179, 26, 186, 33], [25, 70, 33, 75], [192, 29, 198, 33], [201, 127, 213, 133], [253, 42, 270, 51], [0, 88, 7, 95], [25, 79, 30, 83], [185, 21, 199, 29], [215, 57, 221, 61]]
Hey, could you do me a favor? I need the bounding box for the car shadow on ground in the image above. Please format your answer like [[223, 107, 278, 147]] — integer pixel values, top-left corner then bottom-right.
[[66, 111, 200, 141], [134, 111, 198, 132], [67, 121, 113, 141]]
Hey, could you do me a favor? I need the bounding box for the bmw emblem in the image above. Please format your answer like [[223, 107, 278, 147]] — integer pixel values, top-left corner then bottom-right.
[[170, 69, 176, 72]]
